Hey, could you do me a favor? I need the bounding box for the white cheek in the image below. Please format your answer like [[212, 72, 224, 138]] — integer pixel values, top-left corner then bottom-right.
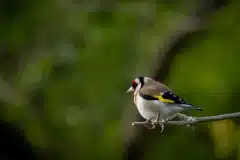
[[134, 85, 141, 95], [135, 79, 140, 84]]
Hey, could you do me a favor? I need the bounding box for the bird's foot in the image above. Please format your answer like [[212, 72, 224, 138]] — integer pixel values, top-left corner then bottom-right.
[[186, 116, 196, 131], [144, 119, 155, 129], [159, 117, 172, 133], [160, 123, 165, 133], [153, 113, 165, 132], [159, 119, 166, 133]]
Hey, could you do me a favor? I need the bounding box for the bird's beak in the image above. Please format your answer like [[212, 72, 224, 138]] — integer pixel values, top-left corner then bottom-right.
[[126, 87, 134, 93]]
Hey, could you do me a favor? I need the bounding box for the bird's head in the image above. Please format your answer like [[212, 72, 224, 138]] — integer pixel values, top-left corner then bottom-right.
[[126, 76, 152, 93]]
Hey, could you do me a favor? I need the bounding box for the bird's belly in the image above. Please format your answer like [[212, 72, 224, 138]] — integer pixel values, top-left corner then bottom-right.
[[135, 94, 183, 120], [136, 95, 167, 120]]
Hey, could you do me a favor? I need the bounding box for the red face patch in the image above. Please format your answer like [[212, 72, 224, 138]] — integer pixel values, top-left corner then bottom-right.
[[132, 80, 137, 89]]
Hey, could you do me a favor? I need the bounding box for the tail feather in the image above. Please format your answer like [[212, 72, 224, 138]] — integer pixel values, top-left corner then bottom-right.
[[180, 104, 203, 111]]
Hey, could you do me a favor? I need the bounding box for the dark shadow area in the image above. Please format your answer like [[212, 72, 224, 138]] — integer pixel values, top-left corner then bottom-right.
[[0, 120, 39, 160]]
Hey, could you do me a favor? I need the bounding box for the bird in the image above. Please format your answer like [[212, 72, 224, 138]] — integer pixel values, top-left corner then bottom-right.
[[127, 76, 203, 132]]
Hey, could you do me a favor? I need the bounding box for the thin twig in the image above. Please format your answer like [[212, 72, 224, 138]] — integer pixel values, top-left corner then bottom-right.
[[124, 1, 229, 159], [132, 112, 240, 127]]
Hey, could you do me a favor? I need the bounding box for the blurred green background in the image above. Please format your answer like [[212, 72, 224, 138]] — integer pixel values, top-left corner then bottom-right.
[[1, 0, 240, 160]]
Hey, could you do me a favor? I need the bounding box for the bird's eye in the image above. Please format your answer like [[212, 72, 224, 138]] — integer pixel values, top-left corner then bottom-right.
[[132, 80, 137, 89]]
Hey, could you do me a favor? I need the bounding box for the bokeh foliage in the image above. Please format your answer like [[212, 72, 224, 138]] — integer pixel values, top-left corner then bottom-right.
[[1, 0, 240, 159]]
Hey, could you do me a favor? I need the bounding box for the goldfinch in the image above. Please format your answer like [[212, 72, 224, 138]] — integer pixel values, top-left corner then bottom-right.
[[127, 76, 203, 131]]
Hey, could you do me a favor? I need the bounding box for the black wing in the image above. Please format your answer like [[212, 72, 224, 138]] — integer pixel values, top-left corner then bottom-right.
[[162, 90, 203, 111], [139, 89, 203, 111], [161, 90, 188, 104]]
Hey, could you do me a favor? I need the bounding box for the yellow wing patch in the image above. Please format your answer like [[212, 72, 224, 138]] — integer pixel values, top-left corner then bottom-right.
[[153, 95, 175, 103]]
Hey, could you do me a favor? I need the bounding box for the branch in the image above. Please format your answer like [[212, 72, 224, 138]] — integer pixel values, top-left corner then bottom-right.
[[123, 1, 229, 159], [132, 112, 240, 127]]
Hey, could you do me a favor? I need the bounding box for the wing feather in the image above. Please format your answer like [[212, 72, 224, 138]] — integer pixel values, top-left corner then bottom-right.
[[139, 84, 203, 111], [139, 85, 187, 104]]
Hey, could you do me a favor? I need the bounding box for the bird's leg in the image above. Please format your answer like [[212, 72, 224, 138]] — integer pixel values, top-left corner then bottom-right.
[[154, 112, 165, 131], [159, 119, 165, 133], [154, 112, 160, 124], [144, 118, 155, 129], [159, 117, 171, 133]]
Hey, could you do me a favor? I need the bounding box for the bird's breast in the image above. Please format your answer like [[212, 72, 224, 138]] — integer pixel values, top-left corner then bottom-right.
[[134, 93, 162, 120]]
